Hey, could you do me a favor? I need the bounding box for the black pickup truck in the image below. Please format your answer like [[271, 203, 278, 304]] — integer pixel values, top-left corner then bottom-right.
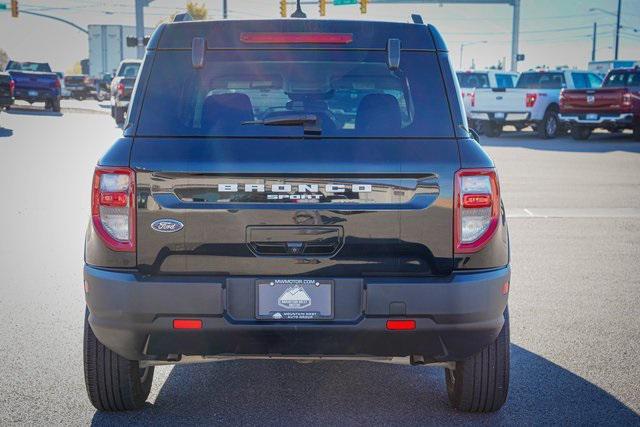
[[0, 72, 14, 112], [110, 59, 141, 125], [84, 16, 511, 413]]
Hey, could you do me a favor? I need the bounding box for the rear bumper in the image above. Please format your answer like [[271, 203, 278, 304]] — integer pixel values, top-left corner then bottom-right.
[[85, 265, 510, 362], [470, 111, 531, 123], [558, 112, 635, 127], [14, 88, 58, 102], [0, 96, 13, 108]]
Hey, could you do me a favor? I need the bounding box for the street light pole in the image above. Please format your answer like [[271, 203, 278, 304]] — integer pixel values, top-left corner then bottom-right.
[[459, 40, 487, 69], [135, 0, 145, 59], [592, 22, 597, 62], [614, 0, 621, 60], [223, 0, 228, 19]]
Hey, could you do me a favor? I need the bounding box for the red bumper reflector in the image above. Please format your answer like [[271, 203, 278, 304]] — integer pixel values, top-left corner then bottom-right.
[[386, 320, 416, 331], [501, 281, 510, 295], [173, 319, 203, 330], [240, 32, 353, 44]]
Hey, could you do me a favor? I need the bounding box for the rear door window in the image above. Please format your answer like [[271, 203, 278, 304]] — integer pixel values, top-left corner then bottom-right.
[[604, 71, 640, 87], [495, 74, 515, 88], [137, 50, 454, 138], [456, 72, 490, 89]]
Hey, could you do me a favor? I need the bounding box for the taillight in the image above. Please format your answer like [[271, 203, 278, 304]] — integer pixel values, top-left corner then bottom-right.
[[9, 79, 15, 97], [454, 169, 500, 254], [54, 79, 61, 89], [559, 89, 566, 108], [91, 167, 136, 252], [525, 93, 537, 108], [469, 91, 476, 107], [117, 82, 125, 96], [84, 76, 92, 85], [622, 92, 632, 107]]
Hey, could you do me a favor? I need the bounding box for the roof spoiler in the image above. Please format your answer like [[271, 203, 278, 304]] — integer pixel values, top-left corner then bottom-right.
[[173, 12, 193, 22], [411, 14, 424, 24]]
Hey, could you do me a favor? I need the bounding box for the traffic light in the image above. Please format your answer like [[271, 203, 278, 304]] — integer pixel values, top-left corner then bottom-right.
[[279, 0, 286, 17], [319, 0, 326, 16], [11, 0, 18, 18], [360, 0, 367, 14]]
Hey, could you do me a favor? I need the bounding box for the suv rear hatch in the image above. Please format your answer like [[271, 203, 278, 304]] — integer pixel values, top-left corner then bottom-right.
[[130, 20, 460, 277]]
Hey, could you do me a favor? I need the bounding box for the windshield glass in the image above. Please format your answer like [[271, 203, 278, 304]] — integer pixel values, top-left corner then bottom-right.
[[7, 62, 52, 73], [603, 71, 640, 88], [118, 63, 141, 77], [516, 72, 565, 89], [137, 50, 453, 138], [456, 72, 490, 88]]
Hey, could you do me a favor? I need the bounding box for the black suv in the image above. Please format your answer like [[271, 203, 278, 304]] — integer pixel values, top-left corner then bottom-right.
[[84, 16, 511, 413]]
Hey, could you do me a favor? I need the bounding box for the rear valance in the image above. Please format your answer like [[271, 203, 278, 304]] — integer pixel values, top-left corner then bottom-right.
[[149, 19, 445, 51]]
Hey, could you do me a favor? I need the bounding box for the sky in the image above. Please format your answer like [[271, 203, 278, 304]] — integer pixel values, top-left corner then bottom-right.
[[0, 0, 639, 73]]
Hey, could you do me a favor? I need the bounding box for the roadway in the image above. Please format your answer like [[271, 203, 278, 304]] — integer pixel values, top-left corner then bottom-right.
[[0, 103, 638, 425]]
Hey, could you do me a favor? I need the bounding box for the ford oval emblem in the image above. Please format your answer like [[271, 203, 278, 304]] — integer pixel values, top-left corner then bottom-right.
[[151, 219, 184, 233]]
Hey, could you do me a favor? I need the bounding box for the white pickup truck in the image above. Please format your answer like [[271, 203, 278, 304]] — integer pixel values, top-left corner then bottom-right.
[[456, 70, 519, 121], [469, 70, 602, 138]]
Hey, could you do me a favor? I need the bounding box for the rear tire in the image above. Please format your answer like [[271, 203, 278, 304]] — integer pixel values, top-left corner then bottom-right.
[[570, 125, 591, 140], [84, 308, 154, 411], [114, 106, 125, 125], [538, 108, 559, 139], [51, 98, 61, 113], [484, 121, 502, 137], [445, 308, 510, 413]]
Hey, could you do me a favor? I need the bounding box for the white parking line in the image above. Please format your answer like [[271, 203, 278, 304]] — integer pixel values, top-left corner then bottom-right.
[[507, 208, 640, 219]]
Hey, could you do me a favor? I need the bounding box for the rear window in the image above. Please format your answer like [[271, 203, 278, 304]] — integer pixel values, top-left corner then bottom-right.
[[7, 62, 52, 73], [118, 63, 140, 77], [137, 50, 454, 138], [456, 72, 490, 89], [603, 70, 640, 87], [65, 76, 85, 83], [516, 72, 565, 89], [495, 73, 516, 88]]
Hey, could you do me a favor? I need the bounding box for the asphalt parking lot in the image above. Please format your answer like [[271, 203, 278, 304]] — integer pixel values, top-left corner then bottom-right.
[[0, 103, 639, 425]]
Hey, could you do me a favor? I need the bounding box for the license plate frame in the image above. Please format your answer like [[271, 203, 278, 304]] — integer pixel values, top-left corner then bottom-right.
[[255, 279, 334, 321]]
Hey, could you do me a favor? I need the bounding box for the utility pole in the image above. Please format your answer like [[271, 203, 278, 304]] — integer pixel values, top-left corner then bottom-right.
[[510, 0, 520, 72], [135, 0, 145, 59], [591, 22, 597, 62], [223, 0, 228, 19], [614, 0, 621, 60]]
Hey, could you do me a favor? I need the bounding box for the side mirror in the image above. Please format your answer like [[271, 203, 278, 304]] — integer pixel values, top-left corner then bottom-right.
[[469, 128, 480, 143]]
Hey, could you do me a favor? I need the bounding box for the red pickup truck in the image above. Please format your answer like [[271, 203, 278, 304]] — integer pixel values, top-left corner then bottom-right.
[[559, 67, 640, 140]]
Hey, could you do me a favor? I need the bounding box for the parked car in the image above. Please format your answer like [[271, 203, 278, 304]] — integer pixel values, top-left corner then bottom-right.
[[0, 72, 15, 113], [110, 59, 141, 124], [456, 70, 518, 129], [83, 16, 511, 413], [4, 60, 61, 112], [63, 74, 93, 100], [95, 73, 112, 102], [559, 67, 640, 140], [469, 69, 602, 138], [55, 72, 71, 98]]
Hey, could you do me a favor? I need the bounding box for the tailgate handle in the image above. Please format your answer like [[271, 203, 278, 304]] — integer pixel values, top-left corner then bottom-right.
[[247, 226, 343, 257]]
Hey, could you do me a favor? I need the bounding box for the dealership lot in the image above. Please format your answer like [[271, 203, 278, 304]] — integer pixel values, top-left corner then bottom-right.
[[0, 105, 638, 424]]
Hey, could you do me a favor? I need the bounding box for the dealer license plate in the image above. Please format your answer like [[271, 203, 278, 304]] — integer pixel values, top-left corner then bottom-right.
[[256, 279, 334, 320]]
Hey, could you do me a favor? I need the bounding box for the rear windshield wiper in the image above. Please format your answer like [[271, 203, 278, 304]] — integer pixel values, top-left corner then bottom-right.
[[243, 114, 321, 135]]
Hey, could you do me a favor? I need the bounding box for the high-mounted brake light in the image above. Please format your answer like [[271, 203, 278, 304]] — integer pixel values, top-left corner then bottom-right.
[[240, 32, 353, 44], [454, 169, 500, 254], [91, 167, 136, 252], [525, 93, 538, 108]]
